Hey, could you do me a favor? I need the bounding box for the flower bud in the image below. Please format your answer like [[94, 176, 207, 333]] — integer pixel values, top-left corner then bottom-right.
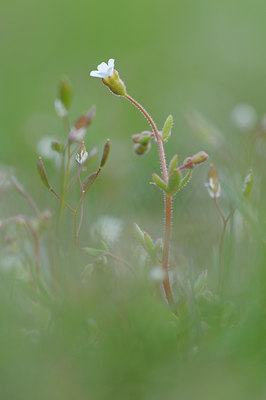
[[37, 157, 51, 189], [102, 69, 127, 96], [131, 131, 152, 145], [205, 164, 221, 199], [182, 157, 194, 169], [100, 139, 110, 168], [51, 141, 64, 154], [59, 77, 73, 110], [191, 151, 209, 165], [133, 141, 151, 156], [242, 169, 253, 198], [68, 108, 96, 143]]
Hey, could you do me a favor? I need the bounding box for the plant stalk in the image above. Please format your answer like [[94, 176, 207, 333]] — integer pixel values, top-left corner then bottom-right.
[[125, 94, 174, 305]]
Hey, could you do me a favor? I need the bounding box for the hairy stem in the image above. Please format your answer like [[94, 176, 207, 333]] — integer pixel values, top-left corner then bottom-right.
[[125, 94, 174, 305]]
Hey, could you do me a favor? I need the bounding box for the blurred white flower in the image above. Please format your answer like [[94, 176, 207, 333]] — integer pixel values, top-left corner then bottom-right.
[[149, 266, 166, 282], [90, 215, 123, 247], [90, 59, 115, 79], [37, 137, 61, 168], [0, 166, 13, 191], [205, 177, 221, 199], [54, 99, 67, 118], [231, 104, 257, 132]]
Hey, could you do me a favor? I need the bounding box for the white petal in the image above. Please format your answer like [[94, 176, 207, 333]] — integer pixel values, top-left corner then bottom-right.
[[108, 58, 115, 68], [90, 70, 105, 78], [97, 62, 108, 72], [106, 66, 114, 76]]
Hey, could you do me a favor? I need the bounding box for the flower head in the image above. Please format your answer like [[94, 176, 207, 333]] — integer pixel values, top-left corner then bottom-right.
[[205, 164, 221, 199], [90, 59, 115, 79], [90, 58, 127, 96], [75, 142, 88, 165]]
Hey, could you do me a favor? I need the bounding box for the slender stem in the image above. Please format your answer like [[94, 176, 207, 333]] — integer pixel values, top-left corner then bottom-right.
[[77, 169, 84, 236], [218, 219, 227, 295], [50, 187, 75, 213], [74, 212, 78, 249], [214, 197, 226, 223], [125, 94, 174, 305], [60, 142, 71, 217]]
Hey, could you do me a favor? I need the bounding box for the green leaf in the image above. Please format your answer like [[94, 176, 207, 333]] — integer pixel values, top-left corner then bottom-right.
[[194, 270, 208, 296], [168, 154, 178, 175], [144, 232, 155, 253], [133, 222, 145, 246], [152, 173, 168, 192], [162, 115, 173, 143], [242, 169, 253, 198], [179, 170, 192, 189], [166, 169, 182, 196], [83, 247, 105, 257]]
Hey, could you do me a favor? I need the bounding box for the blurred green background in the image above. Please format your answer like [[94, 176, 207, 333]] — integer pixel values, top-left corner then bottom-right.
[[1, 0, 265, 274], [0, 0, 266, 399]]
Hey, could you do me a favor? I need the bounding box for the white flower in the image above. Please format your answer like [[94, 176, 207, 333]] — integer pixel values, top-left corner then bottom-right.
[[149, 266, 166, 282], [75, 148, 88, 165], [37, 137, 61, 168], [205, 177, 221, 199], [90, 215, 123, 247], [54, 99, 67, 118], [90, 59, 115, 79], [231, 104, 257, 132]]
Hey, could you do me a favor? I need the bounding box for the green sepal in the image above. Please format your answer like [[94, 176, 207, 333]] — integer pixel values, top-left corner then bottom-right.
[[168, 154, 178, 175], [166, 169, 182, 196], [152, 173, 168, 192], [162, 115, 173, 143]]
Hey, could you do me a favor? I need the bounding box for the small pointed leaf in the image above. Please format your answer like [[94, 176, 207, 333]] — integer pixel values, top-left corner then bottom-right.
[[152, 173, 168, 192], [166, 169, 182, 196], [83, 247, 105, 257], [133, 222, 145, 246], [168, 154, 178, 175], [242, 169, 253, 198], [144, 232, 155, 253], [162, 115, 173, 143], [179, 169, 192, 189]]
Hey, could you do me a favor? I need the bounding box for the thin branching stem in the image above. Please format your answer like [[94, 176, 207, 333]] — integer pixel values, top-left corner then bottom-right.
[[125, 94, 174, 306]]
